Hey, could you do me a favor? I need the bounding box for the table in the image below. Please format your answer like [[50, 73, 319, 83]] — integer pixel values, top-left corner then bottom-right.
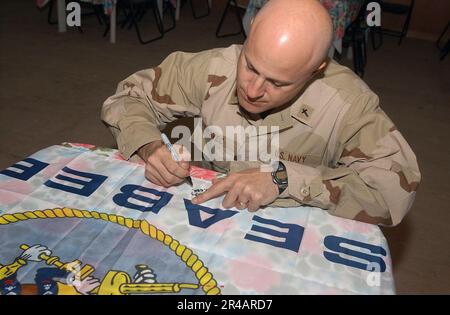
[[243, 0, 365, 56], [55, 0, 163, 44], [0, 143, 395, 295], [54, 0, 118, 43]]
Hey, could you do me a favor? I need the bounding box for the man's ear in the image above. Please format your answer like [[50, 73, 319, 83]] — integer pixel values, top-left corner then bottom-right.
[[311, 59, 329, 77]]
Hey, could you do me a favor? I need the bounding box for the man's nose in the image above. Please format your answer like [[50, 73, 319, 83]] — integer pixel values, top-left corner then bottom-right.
[[246, 75, 265, 100]]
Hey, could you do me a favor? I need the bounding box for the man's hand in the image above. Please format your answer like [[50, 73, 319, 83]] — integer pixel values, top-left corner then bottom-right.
[[138, 140, 190, 187], [191, 168, 279, 211]]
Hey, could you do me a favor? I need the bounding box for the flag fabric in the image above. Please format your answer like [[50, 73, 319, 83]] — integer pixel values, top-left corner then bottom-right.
[[0, 143, 395, 295]]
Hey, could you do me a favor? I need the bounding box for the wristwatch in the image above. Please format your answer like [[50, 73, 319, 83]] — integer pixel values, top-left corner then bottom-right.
[[271, 161, 288, 195]]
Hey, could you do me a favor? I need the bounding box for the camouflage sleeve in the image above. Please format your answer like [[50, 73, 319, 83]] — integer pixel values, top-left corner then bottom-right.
[[279, 92, 421, 226], [101, 50, 212, 160]]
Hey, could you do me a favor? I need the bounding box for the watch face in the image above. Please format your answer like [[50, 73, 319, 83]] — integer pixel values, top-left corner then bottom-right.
[[276, 170, 288, 182]]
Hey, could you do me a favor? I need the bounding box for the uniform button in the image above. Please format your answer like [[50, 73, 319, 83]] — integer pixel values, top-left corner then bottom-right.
[[300, 187, 309, 197]]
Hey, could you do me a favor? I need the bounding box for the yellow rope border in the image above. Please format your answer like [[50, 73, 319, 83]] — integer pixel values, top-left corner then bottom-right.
[[0, 208, 221, 295]]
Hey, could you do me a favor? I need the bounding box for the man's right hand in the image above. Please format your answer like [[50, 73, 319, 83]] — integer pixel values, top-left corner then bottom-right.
[[138, 140, 190, 188]]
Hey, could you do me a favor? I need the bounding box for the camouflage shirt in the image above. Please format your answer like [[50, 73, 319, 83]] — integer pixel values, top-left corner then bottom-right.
[[101, 45, 421, 226]]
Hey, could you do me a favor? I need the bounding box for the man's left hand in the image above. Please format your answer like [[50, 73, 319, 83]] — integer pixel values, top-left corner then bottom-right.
[[191, 168, 279, 211]]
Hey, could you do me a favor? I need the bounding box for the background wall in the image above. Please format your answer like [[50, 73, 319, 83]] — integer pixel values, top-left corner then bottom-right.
[[377, 0, 449, 41]]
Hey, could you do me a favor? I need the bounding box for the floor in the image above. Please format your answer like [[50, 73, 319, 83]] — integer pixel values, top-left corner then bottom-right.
[[0, 0, 449, 294]]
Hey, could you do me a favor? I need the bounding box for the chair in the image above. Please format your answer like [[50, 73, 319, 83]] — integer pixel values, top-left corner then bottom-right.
[[436, 21, 449, 61], [171, 0, 211, 20], [188, 0, 211, 19], [215, 0, 246, 38], [44, 0, 57, 25], [103, 0, 176, 44], [371, 0, 415, 50], [342, 4, 369, 78]]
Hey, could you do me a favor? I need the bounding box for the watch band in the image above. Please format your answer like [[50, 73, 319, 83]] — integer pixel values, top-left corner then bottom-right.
[[271, 161, 288, 195]]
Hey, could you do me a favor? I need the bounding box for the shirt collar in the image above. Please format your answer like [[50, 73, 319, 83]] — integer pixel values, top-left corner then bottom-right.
[[227, 77, 334, 131], [228, 83, 239, 105], [236, 103, 294, 135]]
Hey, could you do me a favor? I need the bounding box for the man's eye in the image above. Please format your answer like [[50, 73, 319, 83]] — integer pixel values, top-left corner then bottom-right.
[[271, 82, 283, 88]]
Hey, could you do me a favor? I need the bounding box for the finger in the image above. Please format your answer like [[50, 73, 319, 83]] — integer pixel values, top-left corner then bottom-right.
[[180, 161, 190, 170], [158, 161, 184, 185], [149, 146, 186, 183], [159, 144, 190, 178], [151, 159, 180, 185], [145, 172, 161, 186], [235, 197, 249, 210], [145, 166, 165, 186], [192, 179, 232, 204], [247, 199, 261, 212], [222, 186, 240, 209], [211, 177, 226, 185], [214, 173, 228, 182], [161, 158, 190, 180], [145, 166, 168, 187], [236, 186, 253, 209], [175, 144, 192, 162]]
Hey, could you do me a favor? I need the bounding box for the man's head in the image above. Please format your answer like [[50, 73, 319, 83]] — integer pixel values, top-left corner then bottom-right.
[[236, 0, 333, 114]]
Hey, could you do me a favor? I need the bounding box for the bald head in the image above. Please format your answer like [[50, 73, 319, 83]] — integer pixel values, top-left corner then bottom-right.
[[247, 0, 333, 76], [235, 0, 334, 114]]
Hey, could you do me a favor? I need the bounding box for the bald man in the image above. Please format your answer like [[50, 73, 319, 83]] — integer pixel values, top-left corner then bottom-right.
[[102, 0, 420, 226]]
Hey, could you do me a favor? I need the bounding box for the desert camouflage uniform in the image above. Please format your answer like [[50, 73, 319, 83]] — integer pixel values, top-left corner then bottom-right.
[[101, 45, 421, 226]]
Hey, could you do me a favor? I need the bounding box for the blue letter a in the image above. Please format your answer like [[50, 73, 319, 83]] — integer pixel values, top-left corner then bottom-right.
[[184, 199, 238, 228]]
